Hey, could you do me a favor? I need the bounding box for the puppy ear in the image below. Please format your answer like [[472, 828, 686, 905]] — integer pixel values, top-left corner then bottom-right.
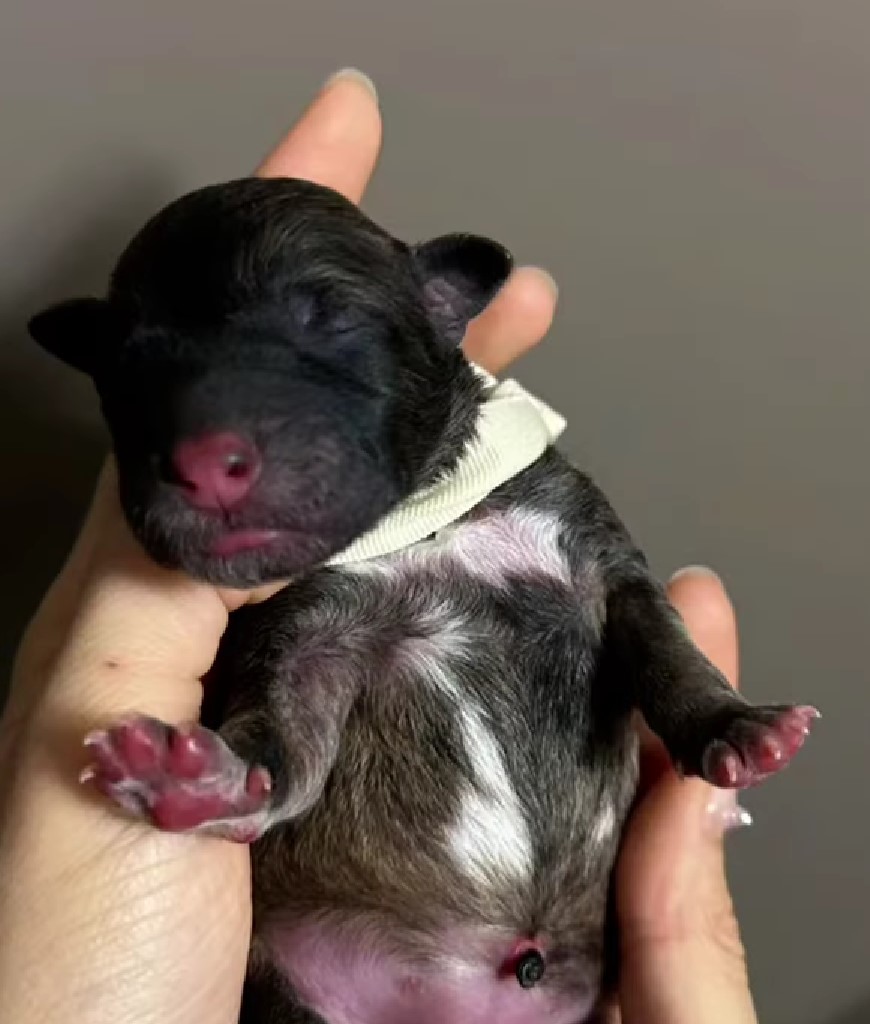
[[27, 297, 118, 375], [412, 233, 513, 346]]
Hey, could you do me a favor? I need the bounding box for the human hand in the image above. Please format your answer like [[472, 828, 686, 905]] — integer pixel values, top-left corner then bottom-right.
[[0, 69, 558, 1024], [601, 566, 759, 1024]]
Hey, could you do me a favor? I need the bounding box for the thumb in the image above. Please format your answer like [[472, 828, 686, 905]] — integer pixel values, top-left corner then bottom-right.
[[614, 568, 758, 1024], [6, 459, 285, 754], [6, 461, 228, 752], [0, 459, 237, 850]]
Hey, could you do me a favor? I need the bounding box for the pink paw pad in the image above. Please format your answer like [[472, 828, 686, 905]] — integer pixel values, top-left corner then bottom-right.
[[702, 705, 820, 789], [80, 715, 271, 842]]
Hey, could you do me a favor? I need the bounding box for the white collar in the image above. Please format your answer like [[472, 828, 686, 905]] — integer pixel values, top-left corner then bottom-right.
[[326, 365, 566, 565]]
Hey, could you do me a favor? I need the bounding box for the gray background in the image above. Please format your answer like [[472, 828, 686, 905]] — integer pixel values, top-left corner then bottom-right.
[[1, 2, 866, 1022]]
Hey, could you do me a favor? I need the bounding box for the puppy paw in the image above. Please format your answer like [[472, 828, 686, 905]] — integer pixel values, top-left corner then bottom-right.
[[81, 715, 272, 842], [694, 704, 820, 789]]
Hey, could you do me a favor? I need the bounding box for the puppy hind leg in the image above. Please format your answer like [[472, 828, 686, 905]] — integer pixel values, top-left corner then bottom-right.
[[603, 575, 818, 789]]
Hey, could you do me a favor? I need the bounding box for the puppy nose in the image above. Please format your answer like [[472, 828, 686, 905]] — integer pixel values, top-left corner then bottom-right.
[[168, 432, 260, 510]]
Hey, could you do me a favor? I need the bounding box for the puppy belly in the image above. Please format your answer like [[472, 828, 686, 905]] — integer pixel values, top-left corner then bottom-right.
[[265, 919, 597, 1024]]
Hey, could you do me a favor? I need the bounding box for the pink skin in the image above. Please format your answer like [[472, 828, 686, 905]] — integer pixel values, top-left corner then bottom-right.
[[211, 528, 281, 558], [81, 716, 271, 842], [171, 431, 261, 511], [499, 937, 545, 980], [167, 432, 289, 558], [701, 705, 820, 788], [267, 920, 596, 1024]]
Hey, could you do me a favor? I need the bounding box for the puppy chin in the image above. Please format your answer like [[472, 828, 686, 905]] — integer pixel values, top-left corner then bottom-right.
[[132, 521, 343, 588], [118, 469, 402, 587]]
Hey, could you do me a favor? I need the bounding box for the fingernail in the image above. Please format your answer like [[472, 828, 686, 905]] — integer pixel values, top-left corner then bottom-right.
[[78, 765, 96, 785], [705, 787, 752, 837], [669, 565, 721, 585], [520, 266, 559, 301], [322, 67, 378, 103]]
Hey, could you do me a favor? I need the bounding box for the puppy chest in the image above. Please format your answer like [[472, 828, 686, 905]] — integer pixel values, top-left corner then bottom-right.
[[264, 506, 623, 897]]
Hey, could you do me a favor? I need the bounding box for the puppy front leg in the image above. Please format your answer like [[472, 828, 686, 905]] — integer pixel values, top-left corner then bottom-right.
[[81, 665, 356, 842], [604, 573, 819, 788]]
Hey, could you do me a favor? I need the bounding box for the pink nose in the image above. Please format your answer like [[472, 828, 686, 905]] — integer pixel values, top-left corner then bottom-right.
[[169, 432, 260, 510]]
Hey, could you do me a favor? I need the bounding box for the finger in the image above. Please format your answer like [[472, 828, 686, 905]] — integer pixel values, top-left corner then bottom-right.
[[634, 567, 741, 792], [630, 566, 741, 851], [256, 68, 382, 203], [616, 772, 756, 1024], [595, 994, 623, 1024], [5, 473, 232, 812], [625, 566, 742, 876], [667, 566, 739, 688], [615, 569, 756, 1023], [462, 267, 558, 373], [2, 463, 121, 746]]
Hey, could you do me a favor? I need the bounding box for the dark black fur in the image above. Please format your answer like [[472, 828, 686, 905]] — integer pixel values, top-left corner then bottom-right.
[[29, 176, 814, 1024], [30, 178, 496, 587]]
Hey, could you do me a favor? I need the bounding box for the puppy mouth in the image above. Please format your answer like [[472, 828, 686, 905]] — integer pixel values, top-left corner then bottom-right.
[[184, 524, 333, 583], [207, 524, 335, 561], [126, 475, 395, 580], [209, 528, 283, 558]]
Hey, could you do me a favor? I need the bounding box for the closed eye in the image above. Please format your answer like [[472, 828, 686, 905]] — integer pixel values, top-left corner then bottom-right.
[[294, 347, 390, 401]]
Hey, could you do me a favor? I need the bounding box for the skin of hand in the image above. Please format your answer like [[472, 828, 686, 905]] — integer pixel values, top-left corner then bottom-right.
[[601, 566, 759, 1024], [0, 69, 756, 1024]]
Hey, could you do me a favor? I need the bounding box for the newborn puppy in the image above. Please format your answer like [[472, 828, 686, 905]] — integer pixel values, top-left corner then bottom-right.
[[29, 176, 818, 1024]]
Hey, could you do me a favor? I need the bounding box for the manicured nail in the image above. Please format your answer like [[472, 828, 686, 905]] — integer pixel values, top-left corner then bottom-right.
[[78, 764, 96, 785], [669, 565, 721, 585], [520, 266, 559, 301], [322, 67, 378, 103], [705, 787, 752, 837]]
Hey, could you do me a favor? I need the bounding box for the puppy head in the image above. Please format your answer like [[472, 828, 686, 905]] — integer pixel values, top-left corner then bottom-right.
[[28, 178, 512, 586]]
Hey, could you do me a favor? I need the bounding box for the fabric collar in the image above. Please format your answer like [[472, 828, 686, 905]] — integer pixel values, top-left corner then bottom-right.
[[326, 365, 566, 565]]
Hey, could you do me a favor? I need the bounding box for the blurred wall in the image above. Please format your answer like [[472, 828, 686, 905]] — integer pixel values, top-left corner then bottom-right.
[[1, 3, 866, 1021]]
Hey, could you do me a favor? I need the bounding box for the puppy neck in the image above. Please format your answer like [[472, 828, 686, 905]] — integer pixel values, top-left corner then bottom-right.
[[326, 365, 566, 565]]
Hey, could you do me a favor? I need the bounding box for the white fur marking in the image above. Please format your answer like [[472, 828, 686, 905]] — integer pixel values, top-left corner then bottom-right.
[[395, 613, 533, 886], [449, 706, 533, 886], [396, 608, 476, 691], [591, 801, 615, 845], [439, 508, 573, 588]]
